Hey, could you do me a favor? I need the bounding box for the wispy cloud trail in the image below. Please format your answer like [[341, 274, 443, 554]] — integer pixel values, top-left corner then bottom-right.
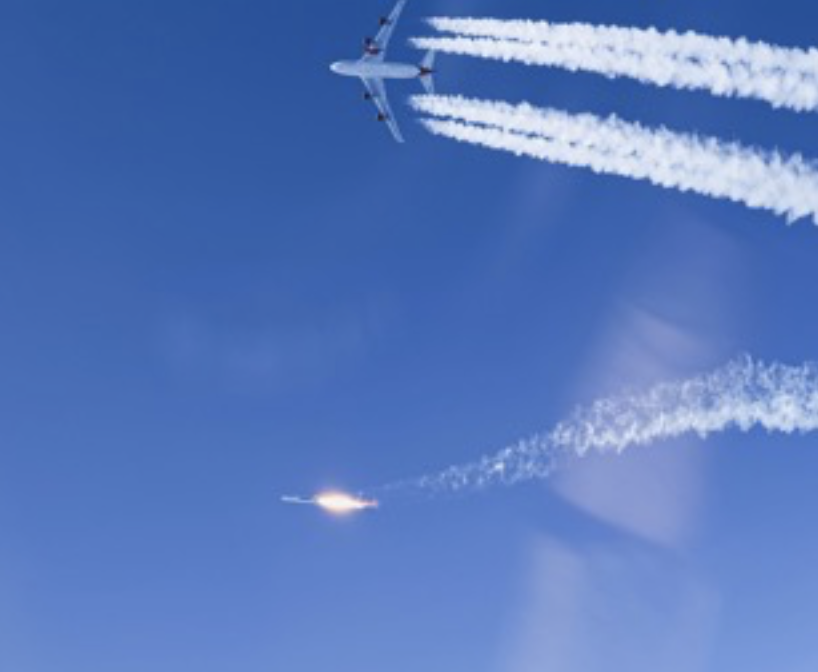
[[413, 18, 818, 112], [393, 357, 818, 495], [411, 95, 818, 224]]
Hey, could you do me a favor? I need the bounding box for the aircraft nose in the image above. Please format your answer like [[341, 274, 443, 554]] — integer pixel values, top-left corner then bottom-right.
[[330, 62, 340, 73]]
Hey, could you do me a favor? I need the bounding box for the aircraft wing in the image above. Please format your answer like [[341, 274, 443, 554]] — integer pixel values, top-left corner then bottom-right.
[[363, 77, 405, 143], [281, 496, 313, 505], [363, 0, 407, 62]]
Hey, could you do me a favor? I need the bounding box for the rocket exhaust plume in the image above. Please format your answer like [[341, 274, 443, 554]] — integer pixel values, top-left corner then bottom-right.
[[385, 356, 818, 495], [411, 94, 818, 225], [413, 18, 818, 113], [282, 491, 378, 514]]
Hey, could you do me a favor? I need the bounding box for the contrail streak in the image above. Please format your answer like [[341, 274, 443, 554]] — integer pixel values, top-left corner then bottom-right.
[[391, 357, 818, 495], [412, 18, 818, 112], [411, 95, 818, 224]]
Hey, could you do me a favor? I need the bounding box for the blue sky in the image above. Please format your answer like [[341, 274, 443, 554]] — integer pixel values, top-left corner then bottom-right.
[[1, 1, 817, 670]]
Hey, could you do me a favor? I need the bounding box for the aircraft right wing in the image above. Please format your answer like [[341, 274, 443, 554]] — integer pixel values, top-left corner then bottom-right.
[[362, 0, 407, 62], [362, 77, 405, 143]]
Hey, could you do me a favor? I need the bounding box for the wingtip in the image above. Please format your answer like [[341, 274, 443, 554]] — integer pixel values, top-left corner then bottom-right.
[[281, 495, 310, 505]]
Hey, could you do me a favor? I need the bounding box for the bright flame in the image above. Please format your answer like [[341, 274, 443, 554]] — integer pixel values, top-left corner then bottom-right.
[[314, 491, 378, 514]]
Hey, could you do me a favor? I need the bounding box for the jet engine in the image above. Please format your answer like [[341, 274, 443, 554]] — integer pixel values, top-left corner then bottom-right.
[[363, 37, 381, 55]]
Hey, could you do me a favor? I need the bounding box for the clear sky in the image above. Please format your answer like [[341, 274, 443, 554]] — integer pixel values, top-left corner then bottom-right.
[[1, 1, 817, 671]]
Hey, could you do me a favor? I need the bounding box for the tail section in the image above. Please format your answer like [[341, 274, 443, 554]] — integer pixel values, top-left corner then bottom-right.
[[419, 50, 436, 94]]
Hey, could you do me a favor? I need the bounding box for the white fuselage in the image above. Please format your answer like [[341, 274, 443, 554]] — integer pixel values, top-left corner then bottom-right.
[[331, 60, 419, 80]]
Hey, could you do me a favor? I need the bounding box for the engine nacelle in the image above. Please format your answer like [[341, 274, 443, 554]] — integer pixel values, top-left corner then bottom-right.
[[379, 17, 390, 26], [363, 92, 373, 101], [363, 37, 381, 56], [377, 113, 388, 122]]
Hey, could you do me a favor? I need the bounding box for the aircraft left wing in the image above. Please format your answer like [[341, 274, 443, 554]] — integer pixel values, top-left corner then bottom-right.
[[363, 77, 405, 143], [362, 0, 407, 62]]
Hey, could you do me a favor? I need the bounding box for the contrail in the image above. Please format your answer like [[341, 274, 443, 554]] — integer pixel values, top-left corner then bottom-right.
[[412, 18, 818, 112], [388, 357, 818, 495], [411, 94, 818, 224]]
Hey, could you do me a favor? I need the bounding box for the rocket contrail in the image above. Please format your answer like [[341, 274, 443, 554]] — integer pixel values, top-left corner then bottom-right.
[[411, 94, 818, 224], [392, 357, 818, 495], [412, 18, 818, 112]]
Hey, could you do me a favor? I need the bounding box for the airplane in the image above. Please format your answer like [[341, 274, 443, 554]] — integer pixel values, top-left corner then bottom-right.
[[281, 492, 379, 514], [330, 0, 436, 143]]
